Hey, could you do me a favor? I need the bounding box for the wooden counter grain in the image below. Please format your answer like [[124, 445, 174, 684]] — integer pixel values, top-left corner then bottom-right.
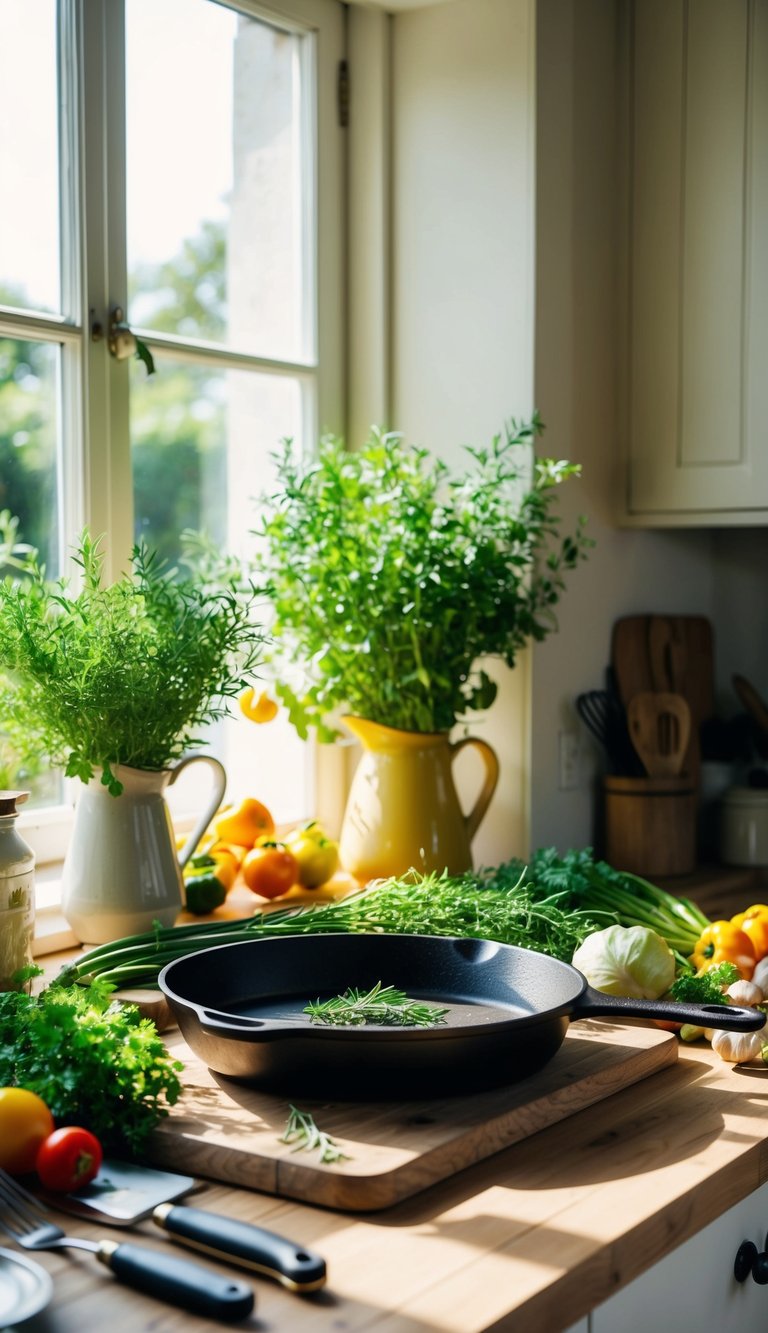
[[15, 1029, 768, 1333]]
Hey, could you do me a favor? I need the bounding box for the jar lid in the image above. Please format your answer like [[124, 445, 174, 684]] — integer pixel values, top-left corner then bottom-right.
[[0, 790, 30, 817]]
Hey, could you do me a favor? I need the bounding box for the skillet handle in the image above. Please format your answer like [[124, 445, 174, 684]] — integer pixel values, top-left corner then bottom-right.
[[198, 1010, 300, 1040], [571, 985, 767, 1032]]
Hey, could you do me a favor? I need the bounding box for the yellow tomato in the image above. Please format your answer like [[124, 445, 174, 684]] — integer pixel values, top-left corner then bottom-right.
[[239, 688, 279, 724], [285, 822, 339, 888], [0, 1087, 55, 1175]]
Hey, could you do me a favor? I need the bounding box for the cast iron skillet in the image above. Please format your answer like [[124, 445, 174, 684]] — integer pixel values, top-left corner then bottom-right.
[[158, 934, 766, 1099]]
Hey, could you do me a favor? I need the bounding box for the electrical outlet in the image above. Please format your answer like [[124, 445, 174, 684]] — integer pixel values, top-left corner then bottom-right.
[[558, 732, 580, 790]]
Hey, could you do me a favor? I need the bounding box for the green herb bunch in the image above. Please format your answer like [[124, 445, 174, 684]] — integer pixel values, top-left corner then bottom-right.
[[0, 531, 264, 794], [0, 976, 183, 1154], [254, 417, 591, 738]]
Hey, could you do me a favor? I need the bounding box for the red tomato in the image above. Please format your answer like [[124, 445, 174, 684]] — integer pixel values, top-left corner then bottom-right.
[[0, 1088, 55, 1175], [36, 1126, 103, 1192], [241, 841, 298, 899]]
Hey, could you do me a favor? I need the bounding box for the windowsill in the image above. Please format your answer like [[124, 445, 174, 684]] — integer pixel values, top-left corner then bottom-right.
[[32, 864, 79, 956]]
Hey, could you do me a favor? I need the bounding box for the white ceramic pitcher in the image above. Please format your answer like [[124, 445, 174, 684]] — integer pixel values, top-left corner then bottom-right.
[[61, 755, 226, 944]]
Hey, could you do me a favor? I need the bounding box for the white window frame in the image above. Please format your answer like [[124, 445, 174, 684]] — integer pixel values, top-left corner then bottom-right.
[[4, 0, 347, 870]]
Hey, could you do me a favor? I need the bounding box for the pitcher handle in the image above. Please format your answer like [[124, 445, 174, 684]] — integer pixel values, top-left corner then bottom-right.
[[449, 737, 500, 843], [169, 754, 227, 870]]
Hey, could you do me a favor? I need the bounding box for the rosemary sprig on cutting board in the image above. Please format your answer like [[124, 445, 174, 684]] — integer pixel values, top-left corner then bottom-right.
[[304, 981, 449, 1028], [279, 1106, 349, 1164]]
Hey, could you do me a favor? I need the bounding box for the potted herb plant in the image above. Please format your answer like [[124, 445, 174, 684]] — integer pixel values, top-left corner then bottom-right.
[[0, 532, 263, 942], [254, 415, 591, 879]]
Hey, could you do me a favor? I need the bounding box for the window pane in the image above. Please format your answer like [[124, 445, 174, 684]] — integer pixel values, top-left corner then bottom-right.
[[131, 357, 304, 563], [126, 0, 310, 362], [0, 335, 61, 807], [131, 359, 311, 823], [0, 337, 60, 574], [0, 0, 60, 314]]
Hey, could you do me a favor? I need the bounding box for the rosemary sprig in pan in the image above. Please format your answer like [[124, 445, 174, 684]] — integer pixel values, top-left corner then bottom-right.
[[279, 1106, 349, 1164], [304, 981, 449, 1028]]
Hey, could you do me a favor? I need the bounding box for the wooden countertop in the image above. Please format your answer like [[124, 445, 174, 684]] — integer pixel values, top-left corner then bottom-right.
[[15, 1015, 768, 1332]]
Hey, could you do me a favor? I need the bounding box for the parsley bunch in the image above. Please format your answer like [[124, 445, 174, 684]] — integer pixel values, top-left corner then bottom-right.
[[254, 418, 590, 738], [0, 532, 263, 794], [0, 979, 183, 1154]]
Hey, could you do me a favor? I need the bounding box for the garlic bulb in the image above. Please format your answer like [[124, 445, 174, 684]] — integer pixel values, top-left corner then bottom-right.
[[726, 979, 764, 1007], [710, 1028, 764, 1064], [752, 957, 768, 996]]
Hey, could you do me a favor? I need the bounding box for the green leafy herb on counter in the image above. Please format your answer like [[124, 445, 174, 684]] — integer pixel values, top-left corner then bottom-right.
[[61, 865, 609, 990], [0, 977, 183, 1154], [279, 1106, 349, 1164], [669, 961, 741, 1006]]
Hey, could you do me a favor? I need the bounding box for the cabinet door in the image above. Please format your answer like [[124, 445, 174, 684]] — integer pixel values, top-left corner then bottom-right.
[[626, 0, 768, 520], [591, 1180, 768, 1331]]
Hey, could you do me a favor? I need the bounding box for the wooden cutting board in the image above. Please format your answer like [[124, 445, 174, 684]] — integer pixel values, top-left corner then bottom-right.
[[145, 1022, 677, 1212]]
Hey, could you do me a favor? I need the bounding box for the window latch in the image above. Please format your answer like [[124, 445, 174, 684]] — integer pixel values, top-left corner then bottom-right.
[[107, 307, 156, 376]]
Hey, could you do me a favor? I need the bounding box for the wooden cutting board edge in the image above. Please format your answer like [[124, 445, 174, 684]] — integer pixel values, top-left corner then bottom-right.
[[145, 1026, 678, 1213]]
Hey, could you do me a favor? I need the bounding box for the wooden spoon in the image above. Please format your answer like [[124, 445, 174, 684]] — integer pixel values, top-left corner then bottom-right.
[[627, 692, 691, 777]]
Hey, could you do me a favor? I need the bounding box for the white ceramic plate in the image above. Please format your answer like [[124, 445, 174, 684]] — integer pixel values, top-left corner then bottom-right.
[[0, 1247, 52, 1328]]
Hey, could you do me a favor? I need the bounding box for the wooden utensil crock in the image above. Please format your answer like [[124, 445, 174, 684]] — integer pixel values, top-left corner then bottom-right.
[[603, 774, 697, 877]]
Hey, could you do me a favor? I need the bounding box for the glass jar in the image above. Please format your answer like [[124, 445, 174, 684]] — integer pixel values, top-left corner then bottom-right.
[[0, 791, 35, 991]]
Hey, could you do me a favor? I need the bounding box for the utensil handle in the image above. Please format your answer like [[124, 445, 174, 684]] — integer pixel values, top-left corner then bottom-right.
[[105, 1242, 254, 1320], [154, 1204, 327, 1291], [450, 737, 500, 842], [170, 754, 227, 870], [572, 985, 766, 1031]]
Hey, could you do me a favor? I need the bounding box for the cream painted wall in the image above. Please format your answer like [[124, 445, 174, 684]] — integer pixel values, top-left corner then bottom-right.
[[388, 0, 536, 866], [531, 0, 716, 851]]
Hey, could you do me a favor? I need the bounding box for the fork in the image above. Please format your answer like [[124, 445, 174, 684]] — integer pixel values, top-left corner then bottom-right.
[[0, 1169, 254, 1322]]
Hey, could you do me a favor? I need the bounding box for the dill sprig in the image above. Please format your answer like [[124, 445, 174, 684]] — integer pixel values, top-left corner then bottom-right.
[[279, 1105, 349, 1164], [304, 981, 449, 1028]]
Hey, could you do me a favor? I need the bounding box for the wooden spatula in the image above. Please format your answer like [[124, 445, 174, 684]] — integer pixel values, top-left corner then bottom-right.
[[627, 692, 691, 777]]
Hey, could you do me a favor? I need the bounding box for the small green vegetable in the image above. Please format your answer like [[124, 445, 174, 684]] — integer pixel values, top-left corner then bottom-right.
[[669, 961, 740, 1006], [184, 874, 227, 915], [0, 977, 183, 1154], [304, 982, 449, 1028], [279, 1105, 349, 1164]]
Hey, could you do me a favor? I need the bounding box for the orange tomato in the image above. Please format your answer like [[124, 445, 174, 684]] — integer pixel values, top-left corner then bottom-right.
[[0, 1088, 55, 1175], [241, 841, 298, 899]]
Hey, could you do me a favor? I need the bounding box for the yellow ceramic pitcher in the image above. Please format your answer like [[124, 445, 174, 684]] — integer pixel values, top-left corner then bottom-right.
[[338, 717, 500, 882]]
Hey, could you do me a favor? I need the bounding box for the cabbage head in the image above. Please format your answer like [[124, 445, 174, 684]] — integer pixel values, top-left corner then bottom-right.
[[571, 924, 675, 1000]]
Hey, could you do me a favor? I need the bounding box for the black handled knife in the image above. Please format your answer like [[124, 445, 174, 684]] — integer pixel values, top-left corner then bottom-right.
[[152, 1203, 327, 1292]]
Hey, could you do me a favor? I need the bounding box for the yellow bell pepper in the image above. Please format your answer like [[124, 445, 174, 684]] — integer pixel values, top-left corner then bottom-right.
[[690, 920, 756, 979], [214, 797, 275, 848]]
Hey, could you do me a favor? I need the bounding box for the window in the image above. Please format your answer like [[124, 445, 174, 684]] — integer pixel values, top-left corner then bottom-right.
[[0, 0, 345, 862]]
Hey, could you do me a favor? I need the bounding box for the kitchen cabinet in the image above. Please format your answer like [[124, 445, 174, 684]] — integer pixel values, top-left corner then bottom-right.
[[623, 0, 768, 525], [591, 1179, 768, 1331]]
